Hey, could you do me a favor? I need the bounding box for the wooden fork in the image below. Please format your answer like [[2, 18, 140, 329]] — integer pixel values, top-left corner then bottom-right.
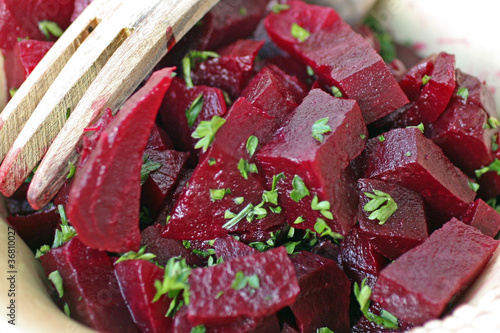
[[0, 0, 219, 209]]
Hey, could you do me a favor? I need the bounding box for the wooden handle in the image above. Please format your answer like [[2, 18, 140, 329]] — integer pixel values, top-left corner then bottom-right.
[[26, 0, 219, 209]]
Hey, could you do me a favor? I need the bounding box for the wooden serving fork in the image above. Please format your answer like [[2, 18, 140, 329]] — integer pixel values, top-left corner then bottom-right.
[[0, 0, 218, 209]]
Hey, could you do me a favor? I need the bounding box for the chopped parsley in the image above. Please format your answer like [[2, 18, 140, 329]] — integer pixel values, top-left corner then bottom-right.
[[405, 151, 412, 157], [331, 86, 343, 98], [354, 278, 399, 329], [237, 158, 258, 179], [192, 115, 226, 152], [64, 303, 70, 317], [66, 107, 71, 120], [239, 7, 247, 15], [246, 135, 259, 157], [360, 134, 366, 139], [185, 94, 204, 127], [363, 190, 398, 225], [182, 240, 191, 249], [224, 209, 237, 219], [52, 205, 77, 248], [66, 162, 76, 179], [475, 158, 500, 178], [39, 20, 63, 40], [493, 134, 499, 152], [456, 87, 469, 101], [294, 216, 305, 224], [208, 158, 216, 166], [115, 245, 156, 264], [246, 201, 268, 222], [209, 188, 231, 201], [487, 117, 500, 129], [291, 23, 310, 42], [191, 325, 206, 333], [182, 51, 219, 88], [311, 195, 333, 219], [306, 66, 315, 76], [140, 155, 161, 185], [378, 135, 385, 142], [290, 175, 310, 202], [317, 328, 334, 333], [421, 75, 431, 85], [468, 180, 480, 192], [223, 203, 255, 229], [408, 122, 425, 133], [262, 173, 285, 205], [231, 271, 260, 290], [272, 3, 290, 13], [314, 218, 343, 239], [311, 117, 332, 143], [48, 270, 64, 298], [233, 197, 244, 205], [35, 245, 51, 259], [269, 206, 282, 213], [9, 88, 17, 98]]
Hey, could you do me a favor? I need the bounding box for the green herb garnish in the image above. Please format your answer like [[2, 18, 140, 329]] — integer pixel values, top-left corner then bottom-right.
[[182, 51, 219, 88], [208, 158, 216, 166], [223, 203, 254, 229], [354, 278, 399, 329], [209, 188, 231, 201], [192, 115, 226, 152], [191, 325, 206, 333], [291, 23, 310, 42], [115, 245, 156, 264], [238, 158, 258, 180], [290, 175, 310, 202], [363, 190, 398, 224], [231, 271, 260, 290], [52, 205, 77, 248], [140, 155, 161, 185], [312, 117, 332, 143], [66, 162, 76, 179], [39, 21, 63, 40], [457, 87, 469, 101], [48, 270, 64, 298], [378, 135, 385, 142], [408, 122, 425, 133], [475, 158, 500, 178], [246, 135, 259, 157], [272, 3, 290, 13], [185, 94, 203, 127], [331, 86, 343, 98], [421, 75, 431, 85], [9, 88, 17, 98]]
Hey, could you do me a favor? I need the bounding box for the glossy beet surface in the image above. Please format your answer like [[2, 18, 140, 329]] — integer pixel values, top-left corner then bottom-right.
[[372, 219, 499, 325], [461, 199, 500, 238], [213, 236, 258, 261], [187, 247, 299, 326], [40, 238, 138, 333], [67, 67, 174, 252]]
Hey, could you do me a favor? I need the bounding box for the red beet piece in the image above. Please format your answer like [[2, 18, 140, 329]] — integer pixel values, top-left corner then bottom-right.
[[213, 236, 258, 261], [256, 89, 367, 235], [66, 67, 174, 252], [40, 237, 138, 332], [71, 0, 94, 22], [141, 149, 190, 218], [340, 226, 390, 288], [187, 246, 299, 326], [0, 1, 28, 50], [461, 199, 500, 238], [351, 303, 415, 332], [141, 224, 202, 267], [146, 124, 174, 151], [161, 97, 288, 240], [196, 0, 269, 51], [357, 178, 428, 260], [191, 39, 264, 99], [264, 0, 408, 124], [114, 260, 172, 333], [7, 205, 59, 250], [372, 218, 499, 325], [265, 55, 311, 89], [159, 77, 227, 157], [453, 69, 498, 118], [289, 251, 351, 333], [362, 127, 476, 223], [310, 239, 342, 268], [78, 108, 114, 168]]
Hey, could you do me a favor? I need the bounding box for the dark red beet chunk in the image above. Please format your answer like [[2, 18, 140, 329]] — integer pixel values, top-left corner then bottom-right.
[[310, 239, 342, 267], [213, 236, 258, 261], [114, 260, 172, 333], [7, 205, 59, 251], [357, 178, 428, 260], [141, 149, 190, 218], [351, 303, 414, 332], [453, 69, 498, 118], [340, 226, 390, 288], [187, 246, 299, 326], [67, 68, 174, 252], [362, 127, 476, 223], [461, 199, 500, 238], [264, 0, 408, 124], [371, 218, 499, 325], [191, 39, 264, 99], [256, 89, 367, 235], [40, 237, 138, 333], [141, 225, 202, 267], [146, 124, 174, 151], [78, 108, 114, 168], [289, 251, 351, 333], [159, 77, 227, 156]]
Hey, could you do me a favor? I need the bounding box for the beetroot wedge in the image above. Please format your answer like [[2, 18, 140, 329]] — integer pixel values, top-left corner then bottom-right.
[[371, 218, 499, 325], [146, 124, 174, 151], [66, 67, 175, 252], [40, 237, 138, 332], [289, 251, 351, 333], [213, 236, 258, 261], [114, 259, 173, 333], [357, 178, 428, 260], [460, 199, 500, 238], [264, 0, 408, 124], [186, 246, 299, 326]]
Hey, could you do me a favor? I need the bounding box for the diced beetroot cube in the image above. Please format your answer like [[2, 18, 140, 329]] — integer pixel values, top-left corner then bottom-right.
[[371, 218, 499, 325], [265, 55, 311, 88], [289, 251, 351, 333], [196, 0, 269, 51], [3, 39, 53, 91], [53, 179, 72, 207], [7, 205, 59, 250], [187, 246, 299, 326], [398, 54, 436, 101], [340, 226, 390, 288], [460, 199, 500, 238], [146, 124, 174, 151], [310, 239, 342, 268], [453, 69, 498, 117], [141, 224, 202, 267], [67, 68, 174, 252], [159, 77, 227, 156], [256, 89, 367, 235], [477, 166, 500, 200], [191, 39, 264, 99], [78, 108, 114, 168], [40, 237, 138, 332], [357, 178, 428, 260], [351, 303, 415, 332], [114, 260, 172, 333], [71, 0, 94, 22], [362, 127, 476, 223], [282, 323, 300, 333], [213, 236, 258, 261], [395, 52, 456, 126], [161, 98, 287, 240], [264, 0, 408, 124], [141, 149, 190, 218], [0, 1, 29, 50]]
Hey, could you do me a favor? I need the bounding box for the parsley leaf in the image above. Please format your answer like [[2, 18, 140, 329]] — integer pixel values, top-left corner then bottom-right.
[[115, 245, 157, 264], [290, 175, 309, 202], [311, 117, 332, 143], [246, 135, 259, 157], [208, 158, 216, 166], [35, 245, 51, 259], [39, 21, 63, 40], [182, 51, 219, 88], [457, 87, 469, 101], [378, 135, 385, 142], [363, 190, 398, 224], [140, 155, 162, 185], [291, 23, 310, 42], [408, 122, 425, 133], [468, 180, 480, 192], [66, 162, 76, 179], [272, 3, 290, 13], [185, 94, 204, 127], [191, 326, 206, 333], [311, 195, 333, 219], [231, 271, 260, 290], [192, 115, 226, 152], [262, 173, 285, 205], [317, 328, 334, 333], [421, 74, 431, 85], [476, 158, 500, 178], [9, 88, 17, 98], [331, 86, 343, 97], [209, 188, 231, 201], [48, 270, 64, 298], [314, 218, 344, 239], [223, 203, 254, 229], [52, 205, 77, 248], [238, 158, 258, 180], [354, 278, 399, 329]]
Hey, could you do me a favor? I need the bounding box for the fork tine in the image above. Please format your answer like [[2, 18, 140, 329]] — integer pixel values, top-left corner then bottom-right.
[[25, 0, 219, 209]]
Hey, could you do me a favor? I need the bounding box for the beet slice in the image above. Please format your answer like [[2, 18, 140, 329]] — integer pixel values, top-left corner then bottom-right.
[[340, 226, 390, 288], [40, 237, 138, 332], [0, 2, 28, 50], [186, 246, 299, 326], [256, 89, 367, 235], [66, 67, 175, 252], [159, 77, 227, 156], [146, 124, 174, 151], [140, 149, 190, 218], [191, 39, 264, 99], [460, 199, 500, 238], [362, 127, 476, 223], [264, 0, 408, 124], [289, 251, 351, 333], [453, 69, 498, 118], [351, 303, 415, 332], [357, 178, 428, 260], [213, 236, 258, 261], [371, 218, 499, 325], [114, 259, 172, 333], [78, 108, 114, 168], [310, 239, 342, 268]]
